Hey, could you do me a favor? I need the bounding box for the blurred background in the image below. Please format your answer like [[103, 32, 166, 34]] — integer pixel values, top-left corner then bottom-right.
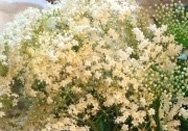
[[136, 0, 188, 10], [0, 0, 187, 32], [46, 0, 188, 5]]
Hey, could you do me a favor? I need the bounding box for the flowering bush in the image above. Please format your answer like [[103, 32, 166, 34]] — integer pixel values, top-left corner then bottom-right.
[[0, 0, 188, 130]]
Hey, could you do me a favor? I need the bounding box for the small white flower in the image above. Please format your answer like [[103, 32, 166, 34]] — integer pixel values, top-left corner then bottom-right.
[[47, 50, 58, 62], [148, 108, 155, 116], [132, 27, 145, 41], [121, 124, 129, 131], [47, 97, 53, 104], [46, 17, 59, 30], [0, 111, 5, 118], [125, 47, 133, 55], [161, 25, 168, 32], [148, 24, 157, 32], [179, 108, 188, 119], [140, 97, 147, 106], [0, 55, 7, 62]]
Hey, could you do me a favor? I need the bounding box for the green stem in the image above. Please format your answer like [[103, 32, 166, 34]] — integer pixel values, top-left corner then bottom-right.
[[154, 97, 163, 131]]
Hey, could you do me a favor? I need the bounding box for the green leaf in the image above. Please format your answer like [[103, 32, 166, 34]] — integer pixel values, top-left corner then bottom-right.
[[180, 117, 188, 131]]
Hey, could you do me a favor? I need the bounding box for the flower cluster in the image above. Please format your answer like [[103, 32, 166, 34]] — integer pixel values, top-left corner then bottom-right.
[[0, 0, 187, 130], [153, 1, 188, 47]]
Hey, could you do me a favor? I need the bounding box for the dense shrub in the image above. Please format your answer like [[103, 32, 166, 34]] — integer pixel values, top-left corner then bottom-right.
[[0, 0, 187, 130]]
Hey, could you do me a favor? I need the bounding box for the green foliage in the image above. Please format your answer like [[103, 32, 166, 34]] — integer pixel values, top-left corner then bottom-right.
[[93, 106, 120, 131], [180, 117, 188, 131], [154, 2, 188, 47]]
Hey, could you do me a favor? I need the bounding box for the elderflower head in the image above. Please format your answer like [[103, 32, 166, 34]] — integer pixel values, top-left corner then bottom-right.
[[132, 27, 145, 41], [0, 0, 187, 130]]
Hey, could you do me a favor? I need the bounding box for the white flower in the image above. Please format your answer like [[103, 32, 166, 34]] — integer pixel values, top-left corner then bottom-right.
[[47, 97, 53, 104], [161, 25, 168, 32], [140, 97, 146, 106], [132, 27, 145, 41], [138, 39, 150, 50], [148, 24, 157, 32], [46, 17, 59, 30], [0, 55, 6, 61], [148, 108, 155, 116], [107, 28, 119, 40], [179, 108, 188, 119], [0, 111, 5, 118], [46, 50, 58, 62], [125, 47, 133, 55], [121, 124, 129, 131]]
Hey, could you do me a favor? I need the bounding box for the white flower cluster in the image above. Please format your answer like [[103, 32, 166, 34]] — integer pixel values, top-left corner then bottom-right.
[[0, 0, 187, 130]]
